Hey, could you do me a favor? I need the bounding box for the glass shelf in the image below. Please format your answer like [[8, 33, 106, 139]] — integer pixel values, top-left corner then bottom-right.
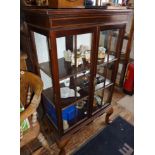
[[42, 86, 89, 109], [95, 78, 113, 91], [97, 54, 117, 66], [39, 55, 116, 82], [39, 58, 90, 81], [42, 89, 89, 131], [92, 102, 110, 115], [92, 86, 112, 113]]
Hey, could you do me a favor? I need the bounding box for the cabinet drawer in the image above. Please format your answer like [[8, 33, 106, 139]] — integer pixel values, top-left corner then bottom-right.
[[48, 0, 84, 8]]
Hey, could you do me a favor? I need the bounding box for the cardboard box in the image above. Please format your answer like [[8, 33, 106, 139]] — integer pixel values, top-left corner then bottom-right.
[[48, 0, 84, 8]]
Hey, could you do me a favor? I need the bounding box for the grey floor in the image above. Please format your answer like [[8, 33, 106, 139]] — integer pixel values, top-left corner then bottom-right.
[[117, 95, 134, 115]]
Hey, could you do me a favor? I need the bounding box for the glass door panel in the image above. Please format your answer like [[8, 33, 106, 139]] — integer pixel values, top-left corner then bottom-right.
[[56, 33, 92, 108], [93, 29, 120, 113], [93, 85, 112, 113], [32, 32, 58, 127], [98, 29, 119, 65], [56, 32, 93, 131], [61, 97, 89, 132]]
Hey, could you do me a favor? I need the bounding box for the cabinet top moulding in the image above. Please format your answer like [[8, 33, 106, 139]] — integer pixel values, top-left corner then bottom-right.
[[23, 8, 133, 31]]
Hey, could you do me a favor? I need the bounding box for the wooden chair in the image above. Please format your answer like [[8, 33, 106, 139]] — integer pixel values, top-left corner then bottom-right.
[[20, 71, 53, 154]]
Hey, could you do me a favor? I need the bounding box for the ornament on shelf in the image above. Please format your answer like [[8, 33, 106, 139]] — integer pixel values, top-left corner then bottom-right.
[[76, 86, 81, 91], [60, 87, 80, 98], [64, 78, 70, 87], [63, 120, 69, 130], [98, 46, 106, 59], [94, 95, 105, 106], [64, 49, 72, 62], [80, 45, 91, 63], [94, 95, 102, 105], [84, 50, 91, 63], [64, 45, 91, 67], [76, 100, 87, 109], [71, 52, 83, 67]]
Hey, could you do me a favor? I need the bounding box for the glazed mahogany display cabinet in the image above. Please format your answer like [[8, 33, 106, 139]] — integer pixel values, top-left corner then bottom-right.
[[23, 7, 132, 154]]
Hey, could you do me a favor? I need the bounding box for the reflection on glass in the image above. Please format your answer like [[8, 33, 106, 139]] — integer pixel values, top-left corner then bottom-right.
[[93, 29, 119, 113], [55, 33, 92, 130], [56, 34, 92, 108], [98, 29, 119, 65], [93, 86, 112, 112], [62, 98, 89, 131]]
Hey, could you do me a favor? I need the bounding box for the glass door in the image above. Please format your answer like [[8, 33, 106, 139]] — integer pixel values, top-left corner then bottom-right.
[[53, 28, 96, 132], [92, 28, 123, 114]]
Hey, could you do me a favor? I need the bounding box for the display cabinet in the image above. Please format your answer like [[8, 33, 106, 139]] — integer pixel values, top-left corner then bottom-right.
[[23, 7, 132, 154]]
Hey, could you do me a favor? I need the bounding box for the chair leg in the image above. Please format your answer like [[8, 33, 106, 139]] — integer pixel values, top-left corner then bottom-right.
[[37, 132, 53, 155]]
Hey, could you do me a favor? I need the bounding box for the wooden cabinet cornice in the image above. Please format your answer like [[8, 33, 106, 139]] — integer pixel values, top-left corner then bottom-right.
[[23, 8, 132, 30]]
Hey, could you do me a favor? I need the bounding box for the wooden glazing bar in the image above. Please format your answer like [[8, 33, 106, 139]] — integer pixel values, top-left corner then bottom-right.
[[49, 31, 63, 135], [101, 30, 113, 104], [88, 27, 100, 116], [29, 31, 41, 76]]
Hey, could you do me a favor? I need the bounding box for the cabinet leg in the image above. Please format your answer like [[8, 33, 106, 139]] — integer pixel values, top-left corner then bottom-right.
[[57, 138, 70, 155], [105, 107, 113, 124]]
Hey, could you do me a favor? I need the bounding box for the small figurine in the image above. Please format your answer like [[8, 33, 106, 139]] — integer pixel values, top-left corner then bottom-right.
[[64, 45, 92, 66], [82, 74, 89, 86], [79, 45, 91, 63], [94, 95, 105, 106], [71, 53, 83, 67], [64, 78, 70, 87], [63, 120, 69, 130], [94, 95, 102, 105], [70, 53, 75, 66], [76, 101, 86, 109], [64, 49, 72, 62], [76, 86, 81, 91], [84, 50, 91, 63], [98, 47, 106, 59], [60, 87, 75, 98], [77, 57, 83, 67]]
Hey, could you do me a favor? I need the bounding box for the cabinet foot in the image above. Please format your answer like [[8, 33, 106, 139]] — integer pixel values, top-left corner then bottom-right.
[[105, 107, 113, 124], [57, 138, 70, 155]]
